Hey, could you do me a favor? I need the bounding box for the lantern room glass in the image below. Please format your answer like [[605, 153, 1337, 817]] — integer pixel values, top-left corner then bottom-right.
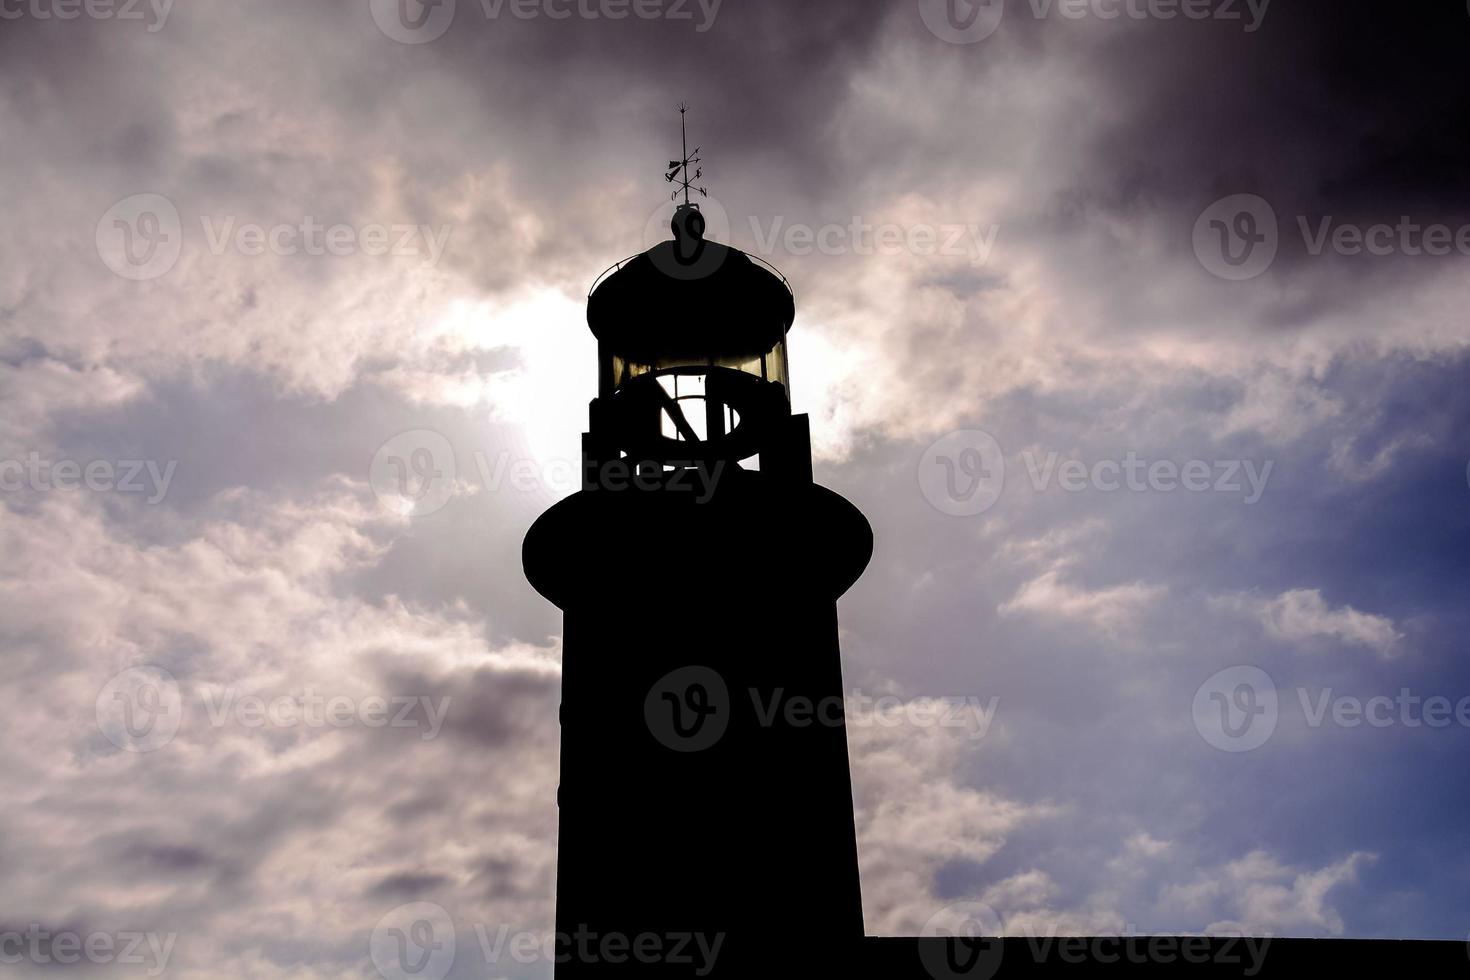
[[607, 338, 790, 399]]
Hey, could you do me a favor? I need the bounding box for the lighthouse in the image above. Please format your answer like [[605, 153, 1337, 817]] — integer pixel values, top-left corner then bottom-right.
[[523, 111, 873, 976]]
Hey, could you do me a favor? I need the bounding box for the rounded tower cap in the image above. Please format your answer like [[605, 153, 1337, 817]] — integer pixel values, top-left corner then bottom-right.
[[588, 219, 795, 364]]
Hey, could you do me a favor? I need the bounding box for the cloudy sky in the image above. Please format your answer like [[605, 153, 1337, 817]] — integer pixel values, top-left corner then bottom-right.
[[3, 0, 1470, 975]]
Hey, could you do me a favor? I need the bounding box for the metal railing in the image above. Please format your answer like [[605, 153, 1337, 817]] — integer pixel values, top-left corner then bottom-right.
[[748, 253, 794, 297], [589, 254, 641, 297]]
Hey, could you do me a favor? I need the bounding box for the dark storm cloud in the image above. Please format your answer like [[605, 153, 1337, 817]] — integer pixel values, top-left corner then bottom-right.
[[1004, 1, 1470, 313], [346, 0, 891, 179], [1078, 2, 1470, 216], [368, 871, 453, 898], [378, 662, 560, 747], [117, 843, 217, 873]]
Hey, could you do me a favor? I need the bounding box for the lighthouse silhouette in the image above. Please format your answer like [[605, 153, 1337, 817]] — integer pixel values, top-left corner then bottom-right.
[[523, 115, 872, 976], [517, 116, 1469, 980]]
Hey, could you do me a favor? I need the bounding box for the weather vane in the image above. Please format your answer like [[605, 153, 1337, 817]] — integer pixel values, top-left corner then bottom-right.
[[664, 102, 708, 205]]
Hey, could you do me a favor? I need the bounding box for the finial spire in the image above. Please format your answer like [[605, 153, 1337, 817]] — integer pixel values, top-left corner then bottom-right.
[[665, 103, 708, 206]]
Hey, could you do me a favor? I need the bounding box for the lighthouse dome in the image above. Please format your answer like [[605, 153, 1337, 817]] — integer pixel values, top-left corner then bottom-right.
[[587, 222, 795, 368]]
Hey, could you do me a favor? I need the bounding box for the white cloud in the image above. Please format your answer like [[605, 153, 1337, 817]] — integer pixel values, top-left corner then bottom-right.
[[999, 565, 1166, 635], [0, 487, 561, 978], [1217, 589, 1403, 658], [851, 710, 1060, 936], [1168, 850, 1376, 937]]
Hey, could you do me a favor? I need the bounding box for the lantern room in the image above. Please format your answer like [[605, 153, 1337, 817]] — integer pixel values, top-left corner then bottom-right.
[[586, 203, 797, 466]]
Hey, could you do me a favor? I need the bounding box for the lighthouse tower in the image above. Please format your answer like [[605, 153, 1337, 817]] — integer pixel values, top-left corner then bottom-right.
[[523, 114, 872, 976]]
